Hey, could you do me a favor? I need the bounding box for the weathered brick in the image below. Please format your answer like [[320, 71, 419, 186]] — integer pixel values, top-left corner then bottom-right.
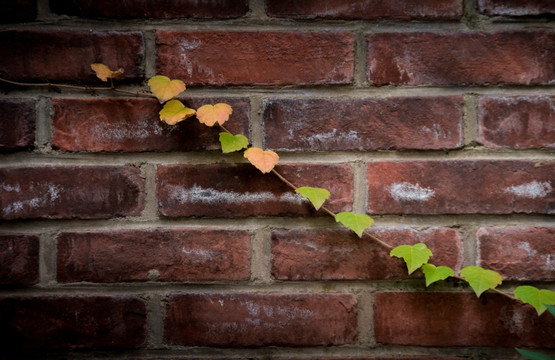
[[478, 95, 555, 149], [156, 31, 354, 86], [0, 234, 39, 286], [477, 0, 555, 16], [263, 96, 463, 151], [52, 97, 249, 152], [267, 0, 462, 20], [374, 292, 555, 347], [157, 163, 353, 217], [0, 30, 143, 82], [1, 0, 37, 23], [367, 31, 555, 86], [477, 226, 555, 281], [0, 99, 35, 152], [0, 296, 147, 349], [367, 161, 554, 214], [272, 227, 462, 280], [57, 229, 250, 282], [0, 166, 145, 219], [164, 293, 357, 346]]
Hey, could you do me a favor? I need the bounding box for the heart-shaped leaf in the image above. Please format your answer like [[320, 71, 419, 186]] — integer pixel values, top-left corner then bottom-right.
[[244, 147, 279, 173], [515, 348, 554, 360], [421, 264, 454, 286], [159, 100, 196, 125], [91, 63, 124, 82], [148, 75, 186, 102], [514, 285, 555, 316], [197, 103, 233, 127], [390, 243, 432, 275], [219, 132, 249, 153], [460, 266, 502, 297], [295, 186, 330, 210], [335, 212, 374, 238]]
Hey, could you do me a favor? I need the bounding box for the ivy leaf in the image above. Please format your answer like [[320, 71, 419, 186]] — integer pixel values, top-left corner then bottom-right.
[[219, 132, 249, 153], [546, 304, 555, 317], [390, 243, 432, 275], [91, 63, 124, 82], [514, 286, 555, 316], [159, 100, 196, 125], [244, 147, 279, 173], [421, 264, 454, 287], [295, 186, 330, 210], [515, 348, 554, 360], [196, 103, 233, 127], [334, 212, 374, 238], [460, 266, 502, 297], [148, 75, 186, 102]]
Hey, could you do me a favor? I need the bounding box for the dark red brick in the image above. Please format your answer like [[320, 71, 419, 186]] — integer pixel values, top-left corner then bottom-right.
[[374, 292, 555, 347], [0, 234, 39, 286], [0, 166, 145, 219], [52, 97, 249, 152], [0, 30, 143, 82], [157, 163, 353, 217], [478, 95, 555, 149], [477, 226, 555, 281], [1, 0, 37, 23], [272, 227, 462, 280], [0, 296, 147, 349], [156, 31, 354, 86], [164, 292, 357, 346], [367, 31, 555, 86], [263, 96, 463, 151], [477, 0, 555, 16], [367, 160, 554, 214], [0, 99, 35, 152]]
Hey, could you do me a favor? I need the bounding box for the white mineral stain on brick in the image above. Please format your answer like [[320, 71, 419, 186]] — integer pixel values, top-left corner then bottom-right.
[[180, 247, 216, 262], [305, 129, 362, 147], [389, 182, 435, 202], [171, 185, 305, 205], [504, 181, 552, 199], [1, 182, 63, 217], [0, 183, 20, 192]]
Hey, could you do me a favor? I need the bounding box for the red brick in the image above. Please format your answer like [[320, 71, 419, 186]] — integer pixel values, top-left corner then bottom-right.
[[272, 227, 462, 280], [477, 0, 555, 16], [0, 99, 35, 151], [478, 95, 555, 149], [57, 229, 250, 282], [266, 0, 462, 20], [374, 292, 555, 347], [50, 0, 248, 18], [264, 97, 463, 151], [367, 161, 554, 214], [0, 166, 145, 219], [157, 163, 353, 217], [0, 234, 39, 286], [0, 296, 146, 349], [164, 293, 357, 346], [1, 0, 36, 23], [477, 226, 555, 281], [52, 97, 249, 152], [367, 31, 555, 86], [0, 30, 143, 82], [156, 31, 354, 86]]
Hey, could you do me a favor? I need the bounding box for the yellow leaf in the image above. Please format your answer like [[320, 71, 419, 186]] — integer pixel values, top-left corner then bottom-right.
[[159, 100, 196, 125], [91, 63, 124, 82], [148, 75, 186, 102], [244, 147, 279, 174], [196, 103, 232, 127]]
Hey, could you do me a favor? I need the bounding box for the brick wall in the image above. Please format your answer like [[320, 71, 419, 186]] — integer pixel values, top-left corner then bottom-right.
[[0, 0, 554, 358]]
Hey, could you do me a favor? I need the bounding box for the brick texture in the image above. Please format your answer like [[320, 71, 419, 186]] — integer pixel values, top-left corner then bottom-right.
[[164, 293, 357, 346], [263, 96, 463, 151], [0, 234, 39, 286], [1, 0, 36, 23], [0, 99, 35, 151], [477, 0, 555, 16]]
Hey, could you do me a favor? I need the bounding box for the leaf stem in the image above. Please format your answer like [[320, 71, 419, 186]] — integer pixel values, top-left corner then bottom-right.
[[452, 275, 516, 300]]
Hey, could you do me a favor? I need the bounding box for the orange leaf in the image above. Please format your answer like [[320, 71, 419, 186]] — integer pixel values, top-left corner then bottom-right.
[[196, 103, 232, 127], [148, 75, 186, 102], [244, 147, 279, 174], [91, 63, 124, 82], [159, 100, 196, 125]]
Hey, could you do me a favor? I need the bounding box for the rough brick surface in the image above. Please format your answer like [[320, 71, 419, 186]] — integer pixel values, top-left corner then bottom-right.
[[266, 0, 463, 20], [0, 30, 143, 82], [374, 292, 555, 347], [164, 293, 357, 346], [0, 166, 145, 219], [157, 163, 353, 217], [367, 31, 555, 86], [57, 229, 250, 282], [0, 99, 35, 151], [367, 161, 554, 214], [0, 296, 147, 349], [156, 31, 354, 85], [0, 234, 39, 286], [477, 227, 555, 281], [1, 0, 36, 23], [52, 97, 249, 152], [478, 95, 555, 149], [272, 227, 462, 280], [477, 0, 555, 16], [263, 96, 463, 151]]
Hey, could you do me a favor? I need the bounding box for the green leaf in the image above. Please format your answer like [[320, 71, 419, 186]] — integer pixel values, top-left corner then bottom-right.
[[421, 264, 454, 287], [295, 186, 331, 210], [219, 132, 248, 153], [335, 212, 374, 238], [546, 304, 555, 317], [460, 266, 502, 297], [390, 243, 433, 275], [514, 286, 555, 316], [515, 348, 554, 360]]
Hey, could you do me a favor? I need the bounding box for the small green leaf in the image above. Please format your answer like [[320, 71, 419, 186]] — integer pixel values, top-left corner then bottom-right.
[[295, 186, 331, 210], [335, 212, 374, 238], [546, 304, 555, 317], [219, 132, 249, 153], [390, 243, 433, 274], [460, 266, 502, 297], [514, 286, 555, 316], [515, 348, 554, 360], [421, 264, 454, 287]]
